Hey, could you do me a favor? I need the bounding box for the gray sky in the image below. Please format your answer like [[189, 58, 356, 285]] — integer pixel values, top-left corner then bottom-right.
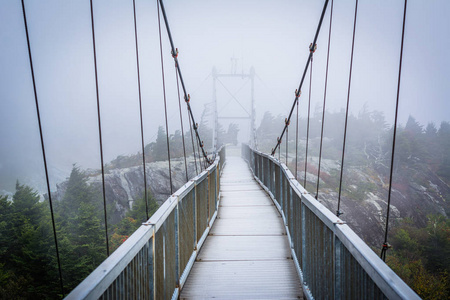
[[1, 0, 449, 192]]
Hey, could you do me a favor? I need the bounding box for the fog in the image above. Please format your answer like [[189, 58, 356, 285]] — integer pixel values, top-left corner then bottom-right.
[[1, 0, 449, 193]]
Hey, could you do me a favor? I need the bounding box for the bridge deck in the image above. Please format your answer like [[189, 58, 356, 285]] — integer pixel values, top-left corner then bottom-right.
[[180, 154, 303, 299]]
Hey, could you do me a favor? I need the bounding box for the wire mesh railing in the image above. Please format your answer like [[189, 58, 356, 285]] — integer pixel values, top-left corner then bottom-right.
[[66, 147, 225, 299], [242, 144, 419, 300]]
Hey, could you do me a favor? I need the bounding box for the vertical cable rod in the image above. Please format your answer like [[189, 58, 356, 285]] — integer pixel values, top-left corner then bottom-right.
[[132, 0, 149, 219], [304, 57, 313, 188], [21, 1, 65, 295], [295, 98, 299, 179], [176, 67, 189, 182], [157, 0, 173, 194], [316, 0, 334, 199], [188, 112, 199, 175], [381, 0, 408, 262], [337, 0, 359, 217], [286, 123, 289, 165], [89, 0, 110, 256]]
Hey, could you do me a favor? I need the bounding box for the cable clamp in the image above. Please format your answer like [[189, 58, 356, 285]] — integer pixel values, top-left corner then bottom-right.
[[295, 89, 302, 98], [309, 43, 317, 53], [382, 243, 391, 250], [185, 94, 190, 103], [172, 48, 179, 58], [277, 137, 281, 144], [194, 123, 198, 130], [285, 118, 290, 126], [201, 141, 204, 147]]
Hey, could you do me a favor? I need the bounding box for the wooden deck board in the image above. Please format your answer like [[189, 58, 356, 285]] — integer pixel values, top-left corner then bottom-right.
[[180, 155, 303, 299]]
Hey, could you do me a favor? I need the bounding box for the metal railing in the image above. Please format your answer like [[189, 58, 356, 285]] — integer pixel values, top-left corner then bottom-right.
[[242, 144, 419, 300], [66, 147, 226, 300]]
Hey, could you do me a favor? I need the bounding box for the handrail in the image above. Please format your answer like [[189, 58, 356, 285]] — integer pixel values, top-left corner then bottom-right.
[[242, 144, 419, 300], [66, 146, 226, 299]]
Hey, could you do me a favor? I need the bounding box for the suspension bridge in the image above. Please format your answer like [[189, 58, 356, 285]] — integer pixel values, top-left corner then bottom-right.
[[3, 0, 447, 298]]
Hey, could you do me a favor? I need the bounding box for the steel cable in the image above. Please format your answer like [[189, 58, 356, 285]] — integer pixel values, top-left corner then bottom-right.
[[271, 0, 330, 156], [304, 57, 313, 188], [381, 0, 408, 262], [316, 0, 334, 200], [176, 67, 189, 182], [21, 0, 65, 295], [157, 0, 212, 165], [132, 0, 150, 219], [157, 0, 173, 194], [337, 0, 359, 217], [295, 98, 299, 180], [89, 0, 110, 257]]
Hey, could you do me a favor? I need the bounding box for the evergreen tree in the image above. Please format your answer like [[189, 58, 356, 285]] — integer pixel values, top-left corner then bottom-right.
[[153, 126, 169, 162]]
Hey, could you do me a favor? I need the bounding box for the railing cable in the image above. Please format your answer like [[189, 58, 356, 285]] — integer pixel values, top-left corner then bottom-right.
[[304, 56, 313, 188], [89, 0, 110, 257], [316, 0, 334, 199], [21, 1, 65, 295], [337, 0, 358, 217], [132, 0, 150, 219], [157, 0, 173, 194], [157, 0, 212, 165], [381, 0, 408, 262], [271, 0, 329, 156]]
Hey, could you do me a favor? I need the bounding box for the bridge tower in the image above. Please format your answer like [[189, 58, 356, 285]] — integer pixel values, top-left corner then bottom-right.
[[212, 66, 257, 152]]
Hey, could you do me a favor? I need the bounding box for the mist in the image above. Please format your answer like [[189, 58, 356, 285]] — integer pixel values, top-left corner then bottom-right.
[[1, 0, 449, 192]]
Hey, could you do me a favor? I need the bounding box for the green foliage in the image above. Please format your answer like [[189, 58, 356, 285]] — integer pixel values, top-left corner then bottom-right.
[[110, 195, 159, 253], [388, 215, 450, 299], [0, 183, 61, 299]]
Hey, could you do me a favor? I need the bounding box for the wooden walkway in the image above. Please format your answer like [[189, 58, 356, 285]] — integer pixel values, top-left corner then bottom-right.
[[180, 153, 303, 299]]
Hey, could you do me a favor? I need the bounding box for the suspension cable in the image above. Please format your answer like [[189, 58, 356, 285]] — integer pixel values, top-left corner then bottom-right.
[[89, 0, 110, 257], [176, 66, 189, 182], [157, 0, 173, 194], [381, 0, 408, 262], [295, 98, 299, 179], [157, 0, 212, 165], [21, 1, 65, 295], [304, 56, 313, 188], [337, 0, 358, 217], [316, 0, 334, 199], [132, 0, 149, 219], [271, 0, 329, 156]]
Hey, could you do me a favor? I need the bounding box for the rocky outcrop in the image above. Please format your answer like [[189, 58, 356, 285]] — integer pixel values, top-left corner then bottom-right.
[[297, 156, 450, 249], [54, 157, 202, 224]]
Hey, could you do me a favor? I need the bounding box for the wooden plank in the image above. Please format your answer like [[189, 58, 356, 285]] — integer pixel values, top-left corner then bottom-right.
[[210, 218, 286, 236], [180, 155, 303, 299], [217, 206, 281, 220], [180, 261, 302, 300], [197, 236, 291, 261]]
